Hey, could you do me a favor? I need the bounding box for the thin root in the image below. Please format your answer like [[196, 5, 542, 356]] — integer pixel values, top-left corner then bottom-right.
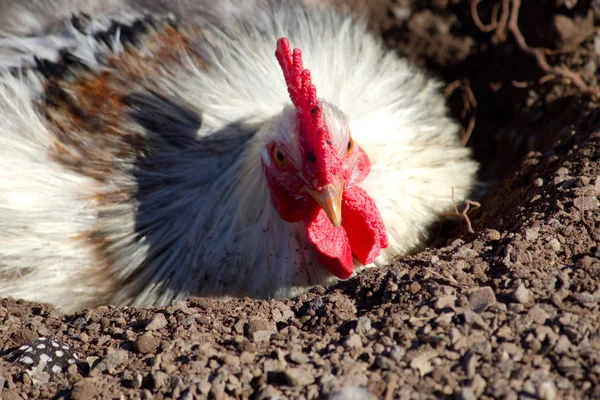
[[444, 79, 478, 146], [471, 0, 501, 32], [441, 187, 481, 234]]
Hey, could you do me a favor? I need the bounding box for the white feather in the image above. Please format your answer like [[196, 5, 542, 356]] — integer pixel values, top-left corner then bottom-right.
[[0, 73, 109, 308]]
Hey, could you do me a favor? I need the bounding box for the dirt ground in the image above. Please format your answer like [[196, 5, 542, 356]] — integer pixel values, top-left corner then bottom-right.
[[2, 0, 600, 399]]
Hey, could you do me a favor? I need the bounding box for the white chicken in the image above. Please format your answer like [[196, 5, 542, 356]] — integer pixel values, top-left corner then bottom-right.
[[0, 0, 478, 312]]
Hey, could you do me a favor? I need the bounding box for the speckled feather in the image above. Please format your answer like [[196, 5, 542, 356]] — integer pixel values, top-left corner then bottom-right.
[[5, 336, 79, 375], [0, 0, 478, 311]]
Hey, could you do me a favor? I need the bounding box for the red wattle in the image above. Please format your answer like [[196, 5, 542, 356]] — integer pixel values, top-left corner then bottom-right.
[[305, 208, 354, 279], [341, 186, 388, 265]]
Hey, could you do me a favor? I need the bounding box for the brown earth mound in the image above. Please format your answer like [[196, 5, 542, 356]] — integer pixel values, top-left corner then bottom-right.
[[2, 1, 600, 399]]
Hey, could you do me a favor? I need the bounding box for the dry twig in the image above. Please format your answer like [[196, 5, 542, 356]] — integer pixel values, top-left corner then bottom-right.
[[423, 266, 462, 287]]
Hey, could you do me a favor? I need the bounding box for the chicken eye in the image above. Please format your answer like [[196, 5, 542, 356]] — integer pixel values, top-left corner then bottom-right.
[[347, 137, 354, 153], [274, 146, 286, 166]]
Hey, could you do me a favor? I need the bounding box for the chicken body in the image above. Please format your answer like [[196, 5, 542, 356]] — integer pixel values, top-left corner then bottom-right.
[[0, 1, 478, 312]]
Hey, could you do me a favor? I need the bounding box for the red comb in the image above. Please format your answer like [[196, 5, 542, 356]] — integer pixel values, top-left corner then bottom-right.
[[275, 37, 327, 145]]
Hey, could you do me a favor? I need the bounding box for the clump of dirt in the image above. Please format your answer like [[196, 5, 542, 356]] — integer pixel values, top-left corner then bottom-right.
[[2, 1, 600, 399]]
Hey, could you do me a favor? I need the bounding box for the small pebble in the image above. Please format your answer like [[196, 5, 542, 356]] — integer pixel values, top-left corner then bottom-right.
[[528, 305, 549, 324], [554, 335, 572, 354], [289, 351, 309, 364], [356, 316, 371, 335], [327, 386, 377, 400], [511, 284, 531, 304], [344, 334, 363, 349], [524, 227, 540, 241], [71, 379, 98, 400], [284, 368, 315, 387], [468, 287, 496, 313], [548, 238, 561, 252], [534, 178, 544, 187], [134, 333, 160, 354], [434, 295, 457, 311], [94, 349, 128, 373], [223, 355, 240, 367], [460, 387, 477, 400], [556, 167, 569, 176], [538, 381, 557, 400], [181, 316, 196, 327], [151, 371, 169, 391], [410, 281, 422, 294], [472, 374, 486, 397], [240, 351, 255, 364], [252, 331, 274, 342], [146, 313, 168, 331], [198, 381, 211, 395]]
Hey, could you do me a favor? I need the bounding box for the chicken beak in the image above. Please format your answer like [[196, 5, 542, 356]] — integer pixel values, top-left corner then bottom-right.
[[307, 184, 344, 227]]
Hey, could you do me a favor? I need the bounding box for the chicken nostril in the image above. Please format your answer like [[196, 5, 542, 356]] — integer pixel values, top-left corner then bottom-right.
[[307, 152, 316, 162]]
